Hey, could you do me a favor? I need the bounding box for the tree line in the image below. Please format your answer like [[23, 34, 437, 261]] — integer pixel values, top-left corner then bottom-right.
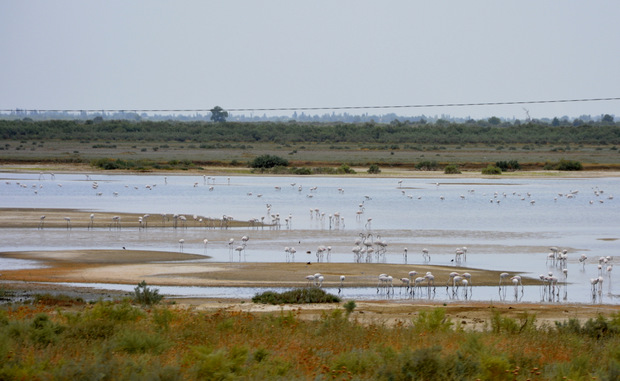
[[1, 119, 619, 145]]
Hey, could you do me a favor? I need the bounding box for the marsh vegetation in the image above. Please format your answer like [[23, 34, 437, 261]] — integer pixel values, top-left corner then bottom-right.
[[1, 294, 620, 380]]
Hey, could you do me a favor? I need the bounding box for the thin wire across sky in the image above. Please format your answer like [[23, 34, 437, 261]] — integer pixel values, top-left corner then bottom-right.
[[1, 97, 619, 114]]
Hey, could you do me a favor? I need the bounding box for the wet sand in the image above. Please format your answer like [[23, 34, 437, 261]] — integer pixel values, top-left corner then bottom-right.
[[2, 247, 619, 329]]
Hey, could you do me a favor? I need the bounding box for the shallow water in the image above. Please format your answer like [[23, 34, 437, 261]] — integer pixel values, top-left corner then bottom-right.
[[1, 172, 618, 304]]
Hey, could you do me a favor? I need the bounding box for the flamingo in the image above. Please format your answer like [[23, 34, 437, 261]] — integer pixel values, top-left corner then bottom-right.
[[88, 213, 95, 230], [446, 271, 460, 289], [461, 272, 472, 293], [425, 272, 435, 293], [314, 273, 324, 287], [422, 248, 430, 262], [338, 275, 345, 294], [235, 245, 245, 260], [413, 276, 426, 295], [203, 239, 208, 254], [499, 272, 510, 298], [64, 217, 71, 230], [399, 277, 411, 293], [178, 239, 184, 252], [38, 215, 45, 229], [510, 275, 524, 293]]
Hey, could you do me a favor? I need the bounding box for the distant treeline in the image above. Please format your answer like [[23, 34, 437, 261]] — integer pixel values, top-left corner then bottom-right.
[[1, 119, 619, 145]]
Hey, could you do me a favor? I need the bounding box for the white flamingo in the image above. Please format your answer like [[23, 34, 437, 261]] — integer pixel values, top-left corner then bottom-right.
[[422, 248, 430, 262]]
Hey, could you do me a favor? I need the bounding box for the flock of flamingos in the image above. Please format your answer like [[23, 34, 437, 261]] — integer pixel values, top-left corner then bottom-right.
[[3, 172, 617, 303]]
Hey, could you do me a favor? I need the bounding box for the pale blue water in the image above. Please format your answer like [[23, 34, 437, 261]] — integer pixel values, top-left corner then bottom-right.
[[1, 172, 618, 304]]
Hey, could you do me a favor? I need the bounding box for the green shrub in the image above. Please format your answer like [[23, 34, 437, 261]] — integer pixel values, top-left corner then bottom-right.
[[495, 160, 521, 171], [292, 167, 312, 175], [133, 281, 163, 305], [412, 308, 453, 333], [114, 329, 169, 354], [482, 165, 502, 175], [343, 300, 356, 314], [249, 154, 289, 169], [367, 164, 381, 174], [29, 313, 65, 346], [415, 160, 439, 171], [556, 159, 583, 171], [444, 164, 461, 174], [89, 300, 145, 322], [338, 163, 356, 174], [252, 288, 341, 304]]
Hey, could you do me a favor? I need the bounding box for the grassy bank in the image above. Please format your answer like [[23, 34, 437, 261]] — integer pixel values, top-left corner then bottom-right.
[[2, 140, 620, 173], [1, 296, 620, 380]]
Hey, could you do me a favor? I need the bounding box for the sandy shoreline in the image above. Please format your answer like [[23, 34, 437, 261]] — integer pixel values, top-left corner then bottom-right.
[[2, 248, 620, 328]]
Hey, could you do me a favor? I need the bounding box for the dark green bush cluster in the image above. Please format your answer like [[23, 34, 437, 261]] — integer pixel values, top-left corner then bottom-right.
[[252, 288, 341, 304], [444, 164, 461, 174], [367, 164, 381, 174], [482, 165, 502, 175], [249, 154, 289, 169], [495, 160, 521, 171], [133, 281, 163, 306], [90, 158, 196, 171], [415, 160, 439, 171], [555, 314, 620, 339], [91, 144, 117, 148], [544, 159, 583, 171]]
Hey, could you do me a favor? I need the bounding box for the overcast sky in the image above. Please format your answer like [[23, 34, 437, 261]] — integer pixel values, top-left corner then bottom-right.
[[2, 1, 619, 120]]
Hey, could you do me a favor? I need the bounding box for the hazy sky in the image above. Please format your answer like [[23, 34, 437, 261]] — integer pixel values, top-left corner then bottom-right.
[[2, 1, 620, 120]]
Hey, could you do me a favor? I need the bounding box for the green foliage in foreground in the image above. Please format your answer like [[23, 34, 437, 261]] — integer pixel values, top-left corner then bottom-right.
[[1, 302, 620, 380], [252, 288, 341, 304]]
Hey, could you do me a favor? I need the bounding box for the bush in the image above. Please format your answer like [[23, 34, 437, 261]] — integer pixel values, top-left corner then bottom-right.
[[481, 165, 502, 175], [249, 154, 289, 169], [556, 159, 583, 171], [367, 164, 381, 174], [252, 288, 341, 304], [338, 163, 356, 174], [416, 160, 439, 171], [444, 164, 461, 174], [543, 159, 583, 171], [133, 281, 163, 305], [495, 160, 521, 171]]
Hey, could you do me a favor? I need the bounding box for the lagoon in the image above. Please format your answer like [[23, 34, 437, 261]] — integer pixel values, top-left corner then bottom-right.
[[1, 172, 618, 304]]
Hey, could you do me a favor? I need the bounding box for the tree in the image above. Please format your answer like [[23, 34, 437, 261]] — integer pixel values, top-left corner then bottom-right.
[[488, 116, 501, 125], [602, 114, 614, 123], [250, 154, 289, 169], [210, 106, 228, 123]]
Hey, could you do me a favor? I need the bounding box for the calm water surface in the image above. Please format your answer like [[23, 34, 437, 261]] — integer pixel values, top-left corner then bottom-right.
[[1, 172, 618, 304]]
